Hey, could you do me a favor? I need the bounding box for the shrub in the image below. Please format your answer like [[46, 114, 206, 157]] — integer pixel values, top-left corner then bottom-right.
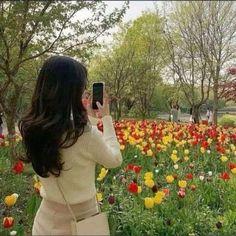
[[218, 115, 236, 127]]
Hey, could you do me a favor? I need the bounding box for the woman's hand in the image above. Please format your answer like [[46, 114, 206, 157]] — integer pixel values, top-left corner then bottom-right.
[[86, 92, 110, 118], [96, 92, 110, 117]]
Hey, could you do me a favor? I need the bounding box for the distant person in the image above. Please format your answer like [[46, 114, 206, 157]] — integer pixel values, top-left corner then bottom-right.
[[171, 105, 178, 122], [208, 108, 213, 125], [177, 105, 181, 122], [206, 108, 210, 121], [0, 112, 3, 135]]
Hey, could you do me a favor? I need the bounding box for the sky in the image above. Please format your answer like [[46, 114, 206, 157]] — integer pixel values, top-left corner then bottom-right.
[[105, 1, 162, 22], [98, 1, 164, 43]]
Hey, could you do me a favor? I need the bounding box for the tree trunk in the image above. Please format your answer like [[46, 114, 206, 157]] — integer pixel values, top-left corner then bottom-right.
[[113, 100, 121, 121], [5, 112, 17, 163], [193, 106, 200, 124], [213, 79, 219, 125], [117, 101, 122, 120]]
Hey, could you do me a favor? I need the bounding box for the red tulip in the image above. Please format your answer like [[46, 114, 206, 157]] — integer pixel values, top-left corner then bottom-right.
[[201, 141, 209, 149], [163, 188, 170, 196], [128, 181, 138, 193], [219, 172, 230, 181], [12, 161, 24, 174], [2, 217, 14, 228], [228, 162, 236, 170], [186, 173, 193, 180], [126, 164, 141, 174], [133, 165, 141, 174]]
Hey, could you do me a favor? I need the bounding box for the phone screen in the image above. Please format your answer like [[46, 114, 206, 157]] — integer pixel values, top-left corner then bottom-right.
[[92, 83, 104, 109]]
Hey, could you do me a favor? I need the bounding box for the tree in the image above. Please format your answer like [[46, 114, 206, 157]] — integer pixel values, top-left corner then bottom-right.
[[124, 12, 166, 119], [89, 24, 136, 120], [0, 1, 127, 158], [89, 12, 167, 120], [164, 1, 236, 124], [191, 2, 236, 124], [163, 3, 212, 123]]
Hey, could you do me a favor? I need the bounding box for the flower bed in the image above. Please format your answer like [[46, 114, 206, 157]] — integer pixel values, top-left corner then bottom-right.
[[1, 121, 236, 235]]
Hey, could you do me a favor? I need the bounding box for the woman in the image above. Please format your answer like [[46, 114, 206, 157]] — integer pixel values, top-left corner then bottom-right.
[[18, 56, 122, 235]]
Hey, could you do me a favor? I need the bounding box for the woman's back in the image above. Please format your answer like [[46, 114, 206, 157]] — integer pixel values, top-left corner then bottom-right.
[[40, 118, 122, 204]]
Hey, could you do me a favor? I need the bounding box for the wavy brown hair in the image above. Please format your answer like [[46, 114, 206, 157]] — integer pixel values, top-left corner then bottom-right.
[[18, 56, 88, 177]]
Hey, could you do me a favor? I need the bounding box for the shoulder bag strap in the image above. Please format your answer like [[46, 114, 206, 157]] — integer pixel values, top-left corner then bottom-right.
[[56, 178, 77, 222]]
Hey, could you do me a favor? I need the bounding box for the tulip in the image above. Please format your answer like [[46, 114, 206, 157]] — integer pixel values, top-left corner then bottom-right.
[[10, 231, 17, 236], [177, 189, 186, 198], [128, 181, 138, 193], [145, 178, 155, 188], [190, 184, 196, 191], [166, 175, 174, 183], [138, 186, 142, 193], [12, 161, 24, 174], [144, 197, 154, 209], [107, 195, 115, 205], [4, 194, 18, 207], [97, 168, 108, 181], [178, 180, 187, 188], [96, 192, 103, 202], [34, 182, 42, 193], [2, 217, 14, 228], [231, 168, 236, 174]]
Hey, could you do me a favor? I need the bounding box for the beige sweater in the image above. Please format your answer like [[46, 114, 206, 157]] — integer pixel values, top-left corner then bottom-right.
[[39, 116, 122, 204]]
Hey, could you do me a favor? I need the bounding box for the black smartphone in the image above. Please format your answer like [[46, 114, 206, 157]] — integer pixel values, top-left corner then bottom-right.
[[92, 82, 104, 110]]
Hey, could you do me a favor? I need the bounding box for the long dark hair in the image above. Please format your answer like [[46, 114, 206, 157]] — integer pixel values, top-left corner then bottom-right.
[[18, 56, 88, 177]]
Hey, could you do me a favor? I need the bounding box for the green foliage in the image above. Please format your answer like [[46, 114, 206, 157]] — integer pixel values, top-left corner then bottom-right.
[[0, 1, 128, 136], [218, 115, 236, 127], [89, 12, 168, 119]]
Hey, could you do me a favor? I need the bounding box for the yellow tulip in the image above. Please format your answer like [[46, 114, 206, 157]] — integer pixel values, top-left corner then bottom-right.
[[147, 149, 153, 157], [207, 138, 212, 144], [230, 144, 235, 151], [120, 145, 125, 150], [96, 192, 103, 202], [144, 172, 153, 180], [4, 194, 18, 207], [172, 150, 178, 155], [144, 197, 154, 209], [184, 156, 189, 161], [97, 168, 108, 181], [156, 191, 165, 199], [184, 149, 189, 155], [154, 192, 164, 205], [200, 147, 205, 154], [34, 182, 42, 193], [138, 186, 142, 193], [145, 179, 155, 188], [166, 175, 174, 183], [178, 180, 187, 188], [171, 154, 179, 163], [220, 155, 228, 162], [231, 168, 236, 174]]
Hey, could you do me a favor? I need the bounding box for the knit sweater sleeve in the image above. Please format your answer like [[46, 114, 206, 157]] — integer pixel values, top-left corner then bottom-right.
[[88, 115, 99, 126], [88, 115, 122, 168]]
